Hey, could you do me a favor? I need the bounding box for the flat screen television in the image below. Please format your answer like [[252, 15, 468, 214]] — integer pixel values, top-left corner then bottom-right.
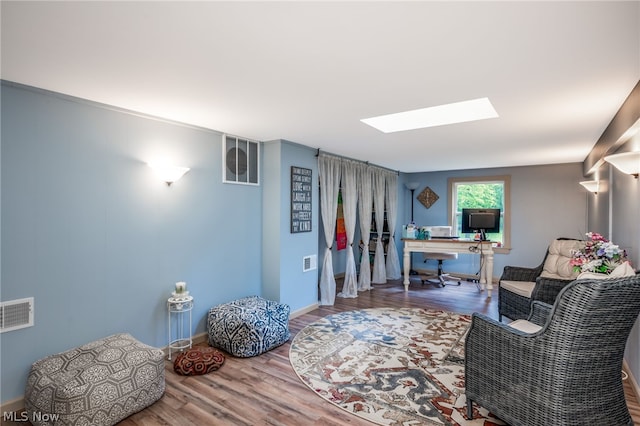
[[461, 208, 501, 241]]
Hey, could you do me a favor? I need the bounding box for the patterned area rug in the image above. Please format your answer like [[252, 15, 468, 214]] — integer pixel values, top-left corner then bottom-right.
[[289, 308, 505, 426]]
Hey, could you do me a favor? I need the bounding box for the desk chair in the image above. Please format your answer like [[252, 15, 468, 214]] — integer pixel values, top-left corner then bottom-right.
[[419, 226, 462, 287]]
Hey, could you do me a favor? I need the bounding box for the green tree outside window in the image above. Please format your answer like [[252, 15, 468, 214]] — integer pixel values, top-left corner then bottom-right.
[[455, 182, 504, 242]]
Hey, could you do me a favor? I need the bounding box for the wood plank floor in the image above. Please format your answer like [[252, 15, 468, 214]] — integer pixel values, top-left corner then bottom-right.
[[119, 277, 640, 425]]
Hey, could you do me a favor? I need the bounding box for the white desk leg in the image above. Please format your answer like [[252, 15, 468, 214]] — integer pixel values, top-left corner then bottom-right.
[[486, 251, 494, 297], [479, 255, 486, 291], [403, 246, 410, 291]]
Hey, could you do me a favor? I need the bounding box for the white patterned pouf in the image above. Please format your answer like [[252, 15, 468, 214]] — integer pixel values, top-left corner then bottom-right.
[[207, 296, 291, 357], [25, 333, 165, 426]]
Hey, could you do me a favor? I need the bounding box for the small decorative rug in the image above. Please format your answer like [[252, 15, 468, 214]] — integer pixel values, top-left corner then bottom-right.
[[289, 308, 505, 426]]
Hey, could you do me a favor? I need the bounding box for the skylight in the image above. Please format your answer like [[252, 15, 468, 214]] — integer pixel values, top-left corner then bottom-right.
[[361, 97, 499, 133]]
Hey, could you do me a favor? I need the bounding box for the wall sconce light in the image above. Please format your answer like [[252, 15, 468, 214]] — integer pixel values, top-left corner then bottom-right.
[[579, 180, 599, 194], [148, 162, 190, 186], [603, 151, 640, 178]]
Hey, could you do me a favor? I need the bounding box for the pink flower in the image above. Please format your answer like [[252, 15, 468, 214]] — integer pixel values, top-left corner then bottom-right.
[[572, 232, 630, 274]]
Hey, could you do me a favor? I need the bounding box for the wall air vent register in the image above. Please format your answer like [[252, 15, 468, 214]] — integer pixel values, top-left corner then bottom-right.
[[303, 255, 317, 272], [0, 297, 34, 333]]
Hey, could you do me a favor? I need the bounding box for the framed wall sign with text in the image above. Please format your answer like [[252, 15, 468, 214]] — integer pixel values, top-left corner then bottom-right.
[[291, 166, 312, 233]]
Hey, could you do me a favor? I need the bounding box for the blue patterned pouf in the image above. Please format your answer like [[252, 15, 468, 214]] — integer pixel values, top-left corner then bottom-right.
[[207, 296, 291, 357]]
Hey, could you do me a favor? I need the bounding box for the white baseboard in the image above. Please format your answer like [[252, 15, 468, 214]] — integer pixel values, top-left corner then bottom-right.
[[192, 331, 208, 345], [290, 302, 319, 319], [1, 397, 25, 424], [162, 331, 208, 357]]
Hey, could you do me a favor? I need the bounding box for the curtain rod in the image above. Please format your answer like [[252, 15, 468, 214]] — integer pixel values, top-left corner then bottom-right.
[[315, 149, 399, 175]]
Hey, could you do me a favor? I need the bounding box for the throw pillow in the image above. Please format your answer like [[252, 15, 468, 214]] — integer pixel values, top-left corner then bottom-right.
[[173, 346, 225, 376], [577, 261, 636, 280], [540, 239, 584, 280]]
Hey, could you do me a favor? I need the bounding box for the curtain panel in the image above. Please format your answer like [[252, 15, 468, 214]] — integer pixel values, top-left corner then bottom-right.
[[385, 172, 401, 279], [318, 155, 341, 306], [337, 159, 358, 298], [318, 153, 399, 303], [357, 163, 373, 291], [371, 168, 387, 284]]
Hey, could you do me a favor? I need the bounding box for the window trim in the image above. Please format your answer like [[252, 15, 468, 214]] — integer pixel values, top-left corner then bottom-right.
[[447, 175, 511, 254]]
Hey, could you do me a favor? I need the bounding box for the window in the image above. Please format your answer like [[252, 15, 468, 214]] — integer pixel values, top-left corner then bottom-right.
[[448, 175, 510, 252], [223, 134, 260, 185]]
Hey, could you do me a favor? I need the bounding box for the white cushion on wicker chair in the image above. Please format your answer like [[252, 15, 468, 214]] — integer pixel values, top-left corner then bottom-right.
[[508, 319, 543, 333], [500, 280, 536, 297], [540, 239, 584, 280]]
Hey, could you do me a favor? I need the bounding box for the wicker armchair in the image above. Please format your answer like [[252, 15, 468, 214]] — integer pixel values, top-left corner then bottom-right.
[[498, 238, 582, 321], [466, 274, 640, 426]]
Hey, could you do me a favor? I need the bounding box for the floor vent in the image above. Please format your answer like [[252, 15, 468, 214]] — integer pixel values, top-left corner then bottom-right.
[[303, 255, 317, 272], [1, 297, 34, 333]]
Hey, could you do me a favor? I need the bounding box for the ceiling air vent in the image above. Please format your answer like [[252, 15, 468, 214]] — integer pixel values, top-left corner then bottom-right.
[[1, 297, 34, 333]]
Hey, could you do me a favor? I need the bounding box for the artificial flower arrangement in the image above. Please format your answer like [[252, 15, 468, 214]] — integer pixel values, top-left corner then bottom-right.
[[571, 232, 630, 274]]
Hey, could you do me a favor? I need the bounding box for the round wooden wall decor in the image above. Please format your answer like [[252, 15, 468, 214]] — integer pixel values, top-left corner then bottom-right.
[[417, 186, 439, 209]]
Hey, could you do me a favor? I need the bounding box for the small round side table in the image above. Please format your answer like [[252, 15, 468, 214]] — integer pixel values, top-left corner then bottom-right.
[[167, 293, 194, 360]]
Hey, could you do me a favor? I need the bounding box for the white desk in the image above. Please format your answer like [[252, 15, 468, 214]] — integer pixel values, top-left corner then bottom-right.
[[402, 238, 494, 295]]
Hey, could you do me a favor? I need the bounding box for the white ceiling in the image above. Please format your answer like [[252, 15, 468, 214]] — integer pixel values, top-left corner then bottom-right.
[[2, 1, 639, 173]]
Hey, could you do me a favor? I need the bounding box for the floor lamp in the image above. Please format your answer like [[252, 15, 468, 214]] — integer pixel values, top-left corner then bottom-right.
[[405, 182, 420, 274]]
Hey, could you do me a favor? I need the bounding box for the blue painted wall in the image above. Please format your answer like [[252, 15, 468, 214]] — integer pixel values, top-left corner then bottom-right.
[[0, 83, 270, 401], [320, 163, 587, 282], [262, 140, 319, 311], [3, 80, 638, 403], [396, 163, 587, 278], [398, 160, 640, 380], [586, 137, 640, 389]]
